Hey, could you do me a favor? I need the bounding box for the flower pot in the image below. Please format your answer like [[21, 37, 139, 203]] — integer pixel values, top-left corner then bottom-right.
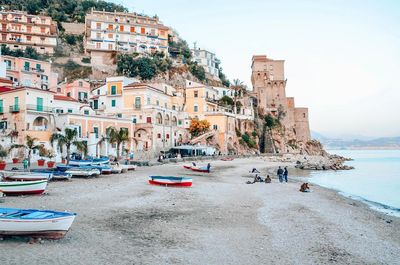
[[61, 158, 66, 164], [47, 161, 55, 168], [12, 158, 19, 164], [37, 159, 45, 166], [0, 162, 6, 170]]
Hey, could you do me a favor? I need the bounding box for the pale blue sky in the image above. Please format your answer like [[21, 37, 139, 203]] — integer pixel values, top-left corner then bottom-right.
[[113, 0, 400, 138]]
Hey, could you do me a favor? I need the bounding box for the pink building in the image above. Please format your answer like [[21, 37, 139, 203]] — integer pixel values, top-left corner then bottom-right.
[[63, 79, 91, 102], [2, 55, 58, 91]]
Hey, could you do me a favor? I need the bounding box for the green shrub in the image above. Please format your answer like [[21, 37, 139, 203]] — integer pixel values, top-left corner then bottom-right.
[[242, 133, 250, 143], [189, 62, 206, 81], [81, 57, 91, 64], [64, 34, 77, 45]]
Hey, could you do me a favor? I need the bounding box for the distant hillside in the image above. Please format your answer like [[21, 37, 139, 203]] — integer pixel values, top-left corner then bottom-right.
[[0, 0, 126, 24], [312, 131, 400, 150]]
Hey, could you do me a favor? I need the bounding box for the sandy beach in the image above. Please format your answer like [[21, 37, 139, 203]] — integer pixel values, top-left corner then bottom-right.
[[1, 157, 399, 265]]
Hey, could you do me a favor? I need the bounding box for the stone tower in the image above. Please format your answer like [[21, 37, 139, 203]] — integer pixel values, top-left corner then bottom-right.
[[251, 55, 311, 143]]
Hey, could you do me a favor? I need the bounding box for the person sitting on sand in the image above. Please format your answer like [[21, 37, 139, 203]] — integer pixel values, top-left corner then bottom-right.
[[251, 168, 260, 173], [265, 175, 271, 183], [192, 162, 197, 167], [300, 183, 310, 192]]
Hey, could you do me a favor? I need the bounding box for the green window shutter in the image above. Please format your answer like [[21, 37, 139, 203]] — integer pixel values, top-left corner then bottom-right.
[[24, 61, 30, 71], [37, 97, 43, 111], [14, 97, 19, 111], [93, 127, 99, 138], [0, 100, 3, 113], [111, 100, 116, 107], [84, 110, 89, 115], [93, 100, 98, 109], [68, 109, 73, 113], [111, 85, 116, 95], [36, 63, 41, 71]]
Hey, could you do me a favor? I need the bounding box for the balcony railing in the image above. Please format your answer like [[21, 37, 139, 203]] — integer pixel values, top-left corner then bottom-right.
[[9, 105, 20, 113], [26, 104, 53, 112]]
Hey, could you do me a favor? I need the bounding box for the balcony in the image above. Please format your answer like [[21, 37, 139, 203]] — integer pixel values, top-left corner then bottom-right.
[[9, 105, 20, 113], [27, 104, 53, 113], [22, 67, 45, 73]]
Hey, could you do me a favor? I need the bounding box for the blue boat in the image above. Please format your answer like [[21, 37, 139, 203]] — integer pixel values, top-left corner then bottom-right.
[[0, 208, 76, 239], [31, 169, 72, 180], [68, 157, 109, 166]]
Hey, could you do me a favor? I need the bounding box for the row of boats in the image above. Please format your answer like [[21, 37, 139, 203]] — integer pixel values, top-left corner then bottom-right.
[[0, 158, 136, 196], [0, 158, 137, 239]]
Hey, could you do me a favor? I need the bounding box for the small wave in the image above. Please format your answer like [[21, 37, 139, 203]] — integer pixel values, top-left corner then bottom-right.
[[338, 192, 400, 217]]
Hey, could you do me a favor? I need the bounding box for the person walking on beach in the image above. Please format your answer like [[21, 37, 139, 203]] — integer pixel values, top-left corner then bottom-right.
[[277, 166, 284, 183], [23, 158, 28, 170], [283, 167, 289, 183]]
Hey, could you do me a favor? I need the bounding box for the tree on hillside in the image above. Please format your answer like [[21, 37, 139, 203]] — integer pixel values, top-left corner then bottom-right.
[[189, 62, 206, 81], [189, 119, 210, 137], [116, 53, 170, 80]]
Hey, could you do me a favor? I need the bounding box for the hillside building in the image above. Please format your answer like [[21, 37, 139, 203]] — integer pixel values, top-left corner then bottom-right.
[[0, 11, 57, 54], [85, 9, 170, 66], [191, 47, 219, 78]]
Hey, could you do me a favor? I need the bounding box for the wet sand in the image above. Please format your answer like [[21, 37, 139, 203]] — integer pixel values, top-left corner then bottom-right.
[[1, 158, 399, 265]]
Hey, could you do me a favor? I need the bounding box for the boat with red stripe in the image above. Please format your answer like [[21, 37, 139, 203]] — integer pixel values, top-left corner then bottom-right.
[[0, 180, 48, 195], [148, 176, 192, 187]]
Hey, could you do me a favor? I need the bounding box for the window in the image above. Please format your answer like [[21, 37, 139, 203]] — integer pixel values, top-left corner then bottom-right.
[[93, 100, 98, 110], [36, 97, 43, 111], [178, 120, 182, 125], [147, 97, 150, 105], [130, 26, 135, 33], [157, 133, 161, 139], [111, 100, 116, 107], [117, 114, 122, 118], [96, 22, 101, 29], [96, 32, 101, 39], [194, 105, 198, 112], [67, 92, 71, 97], [132, 116, 137, 124], [108, 24, 113, 30], [141, 27, 145, 34], [135, 97, 141, 109], [68, 109, 73, 113], [79, 81, 83, 87], [223, 91, 226, 96], [27, 36, 31, 41], [40, 27, 45, 33], [172, 105, 176, 110], [194, 90, 198, 98], [108, 33, 113, 39], [93, 127, 99, 138], [97, 90, 100, 95], [166, 134, 170, 139], [0, 99, 3, 113], [96, 43, 101, 49], [108, 44, 113, 50], [120, 25, 124, 32], [146, 117, 152, 123], [156, 100, 159, 106], [0, 121, 6, 130], [84, 110, 89, 115], [111, 85, 117, 95], [213, 125, 218, 130], [24, 61, 30, 71]]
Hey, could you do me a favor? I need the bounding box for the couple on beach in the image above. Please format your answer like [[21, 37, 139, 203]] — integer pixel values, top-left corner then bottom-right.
[[277, 166, 288, 183]]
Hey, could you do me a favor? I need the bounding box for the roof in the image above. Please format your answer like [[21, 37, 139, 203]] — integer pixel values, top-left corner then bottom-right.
[[54, 95, 79, 102], [0, 78, 13, 85], [0, 86, 13, 93]]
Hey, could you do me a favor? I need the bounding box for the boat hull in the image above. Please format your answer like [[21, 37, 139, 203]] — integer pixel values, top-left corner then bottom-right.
[[191, 167, 210, 173], [0, 180, 48, 196], [148, 176, 192, 187], [0, 215, 75, 239], [4, 173, 52, 181], [183, 165, 192, 170]]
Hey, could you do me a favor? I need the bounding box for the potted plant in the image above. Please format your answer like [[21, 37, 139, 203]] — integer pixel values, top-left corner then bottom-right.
[[46, 149, 56, 168], [0, 146, 7, 170], [12, 157, 19, 164], [37, 146, 47, 166]]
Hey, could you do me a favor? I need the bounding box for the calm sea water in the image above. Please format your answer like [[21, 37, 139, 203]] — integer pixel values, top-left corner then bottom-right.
[[294, 150, 400, 217]]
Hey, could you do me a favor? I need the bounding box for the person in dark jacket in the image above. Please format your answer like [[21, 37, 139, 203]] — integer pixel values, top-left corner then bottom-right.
[[277, 166, 284, 183], [283, 167, 289, 183]]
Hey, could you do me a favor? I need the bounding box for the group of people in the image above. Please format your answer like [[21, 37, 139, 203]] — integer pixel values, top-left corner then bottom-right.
[[249, 168, 271, 184], [276, 166, 289, 183]]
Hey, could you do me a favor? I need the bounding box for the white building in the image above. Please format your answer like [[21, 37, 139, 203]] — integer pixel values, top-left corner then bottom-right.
[[191, 47, 219, 78]]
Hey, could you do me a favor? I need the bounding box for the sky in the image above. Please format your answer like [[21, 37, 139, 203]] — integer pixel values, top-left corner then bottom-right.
[[113, 0, 400, 139]]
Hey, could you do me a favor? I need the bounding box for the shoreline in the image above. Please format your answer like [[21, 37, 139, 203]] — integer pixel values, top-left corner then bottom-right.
[[0, 157, 399, 264]]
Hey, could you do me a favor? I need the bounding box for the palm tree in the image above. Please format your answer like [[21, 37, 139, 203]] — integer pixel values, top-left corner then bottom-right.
[[50, 128, 86, 165], [107, 127, 130, 160], [9, 135, 42, 167]]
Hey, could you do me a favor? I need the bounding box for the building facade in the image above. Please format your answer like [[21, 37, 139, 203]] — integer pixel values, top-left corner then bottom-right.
[[2, 55, 58, 91], [191, 48, 219, 78], [0, 11, 57, 54], [85, 9, 169, 66]]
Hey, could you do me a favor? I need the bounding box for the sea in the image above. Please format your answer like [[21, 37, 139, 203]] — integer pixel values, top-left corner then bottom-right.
[[294, 150, 400, 217]]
